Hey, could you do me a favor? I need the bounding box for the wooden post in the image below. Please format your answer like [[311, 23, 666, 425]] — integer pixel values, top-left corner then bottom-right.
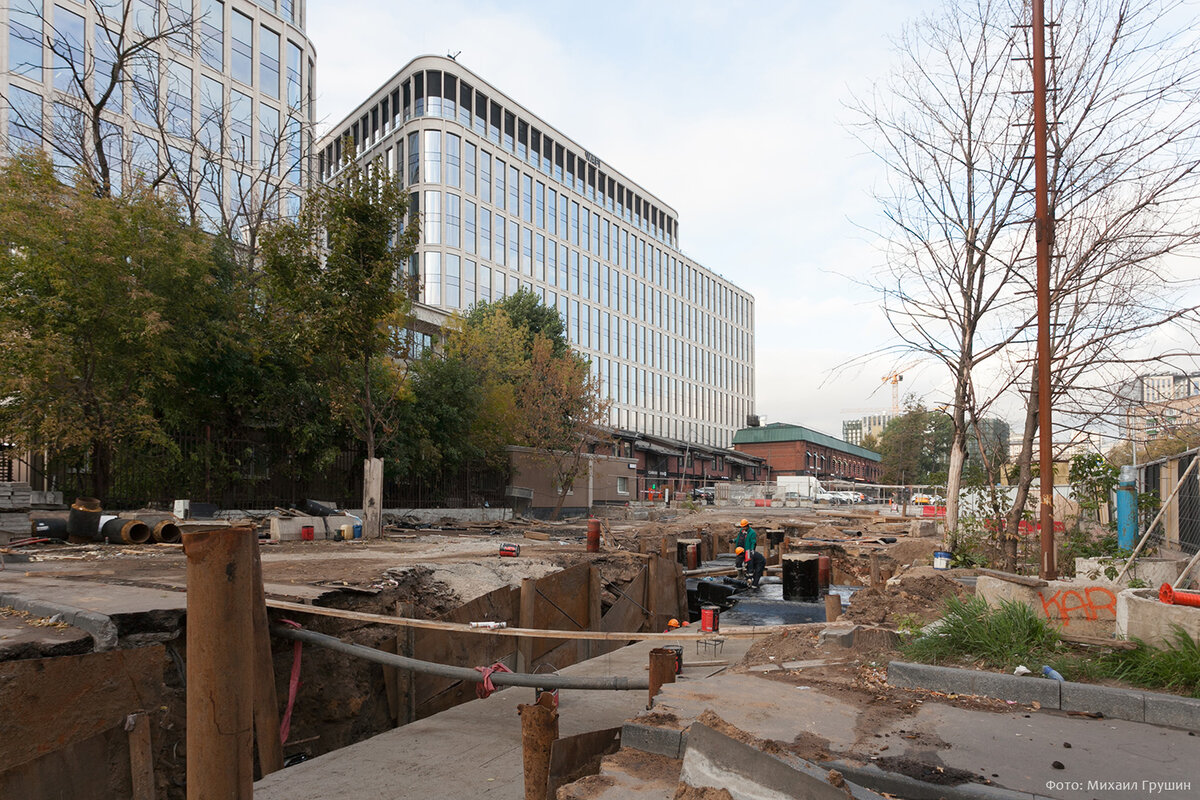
[[398, 600, 415, 724], [518, 695, 559, 800], [587, 567, 602, 659], [363, 457, 384, 538], [184, 526, 256, 800], [648, 648, 676, 707], [647, 555, 661, 633], [127, 711, 155, 800], [870, 554, 881, 588], [825, 594, 842, 623], [518, 577, 536, 673], [250, 542, 284, 777]]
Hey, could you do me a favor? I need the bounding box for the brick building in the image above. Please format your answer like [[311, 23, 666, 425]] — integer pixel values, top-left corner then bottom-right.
[[732, 423, 882, 483]]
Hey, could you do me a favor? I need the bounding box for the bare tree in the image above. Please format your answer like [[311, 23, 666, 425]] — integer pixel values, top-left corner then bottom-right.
[[998, 0, 1200, 563], [851, 0, 1036, 547], [857, 0, 1200, 565]]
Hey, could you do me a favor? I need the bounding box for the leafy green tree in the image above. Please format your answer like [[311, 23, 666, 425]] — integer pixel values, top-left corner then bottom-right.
[[1068, 453, 1118, 524], [878, 401, 952, 486], [467, 289, 570, 357], [0, 152, 215, 499], [260, 141, 421, 469]]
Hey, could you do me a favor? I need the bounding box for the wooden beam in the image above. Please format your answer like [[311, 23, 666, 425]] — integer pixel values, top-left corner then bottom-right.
[[250, 542, 283, 777], [264, 597, 814, 640], [184, 526, 256, 800], [977, 568, 1049, 588], [127, 712, 155, 800], [518, 577, 536, 672]]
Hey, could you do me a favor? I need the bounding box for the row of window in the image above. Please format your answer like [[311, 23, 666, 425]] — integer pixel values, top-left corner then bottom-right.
[[420, 252, 750, 431], [380, 128, 752, 331], [319, 64, 679, 250], [8, 1, 311, 116], [412, 190, 751, 367]]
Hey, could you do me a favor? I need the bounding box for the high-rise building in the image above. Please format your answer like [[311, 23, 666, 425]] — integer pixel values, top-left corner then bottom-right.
[[842, 413, 894, 446], [2, 0, 315, 229], [316, 55, 755, 447]]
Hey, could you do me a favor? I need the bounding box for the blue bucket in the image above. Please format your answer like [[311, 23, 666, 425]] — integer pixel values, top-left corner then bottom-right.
[[933, 551, 952, 570], [353, 523, 363, 539]]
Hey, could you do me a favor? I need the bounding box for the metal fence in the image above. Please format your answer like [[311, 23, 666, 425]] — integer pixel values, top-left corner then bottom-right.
[[11, 430, 508, 511]]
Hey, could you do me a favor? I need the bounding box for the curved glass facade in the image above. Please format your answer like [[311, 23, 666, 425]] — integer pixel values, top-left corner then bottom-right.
[[318, 56, 755, 448], [1, 0, 316, 228]]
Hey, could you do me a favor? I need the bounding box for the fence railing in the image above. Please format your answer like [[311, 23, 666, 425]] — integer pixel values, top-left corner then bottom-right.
[[8, 431, 508, 511]]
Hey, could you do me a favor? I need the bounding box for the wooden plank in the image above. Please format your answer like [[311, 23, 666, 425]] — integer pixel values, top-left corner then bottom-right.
[[518, 577, 536, 672], [380, 638, 400, 726], [127, 711, 155, 800], [266, 597, 810, 640], [0, 645, 164, 771], [523, 531, 551, 541]]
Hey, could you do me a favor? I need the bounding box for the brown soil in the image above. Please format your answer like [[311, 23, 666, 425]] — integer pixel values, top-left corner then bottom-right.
[[844, 573, 970, 626], [673, 786, 734, 799]]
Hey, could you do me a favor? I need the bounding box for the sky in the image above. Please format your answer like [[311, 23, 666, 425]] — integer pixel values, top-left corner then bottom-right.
[[305, 0, 955, 438]]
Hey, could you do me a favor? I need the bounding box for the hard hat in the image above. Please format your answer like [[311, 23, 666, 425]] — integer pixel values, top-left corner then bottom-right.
[[735, 547, 745, 555], [682, 620, 690, 626], [667, 618, 680, 628], [738, 519, 749, 527]]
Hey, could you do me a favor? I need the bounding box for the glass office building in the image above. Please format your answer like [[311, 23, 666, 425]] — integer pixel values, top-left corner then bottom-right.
[[317, 55, 755, 447], [1, 0, 316, 228]]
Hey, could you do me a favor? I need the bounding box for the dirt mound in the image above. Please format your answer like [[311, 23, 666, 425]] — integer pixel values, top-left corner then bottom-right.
[[885, 537, 942, 567], [742, 628, 822, 666], [843, 573, 969, 626]]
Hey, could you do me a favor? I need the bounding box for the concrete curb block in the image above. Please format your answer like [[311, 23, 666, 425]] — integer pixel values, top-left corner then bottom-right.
[[824, 761, 1057, 800], [889, 661, 1200, 728], [620, 722, 687, 759], [0, 590, 117, 651], [680, 722, 886, 800]]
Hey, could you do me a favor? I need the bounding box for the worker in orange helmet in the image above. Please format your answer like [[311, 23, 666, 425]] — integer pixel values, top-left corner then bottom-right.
[[733, 519, 757, 555]]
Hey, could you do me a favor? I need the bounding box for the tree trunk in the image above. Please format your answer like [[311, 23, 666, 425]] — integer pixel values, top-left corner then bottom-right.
[[945, 435, 967, 550], [91, 439, 112, 502], [1004, 372, 1039, 570]]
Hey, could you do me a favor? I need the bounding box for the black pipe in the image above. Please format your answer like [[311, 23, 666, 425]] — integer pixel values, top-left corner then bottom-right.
[[272, 625, 650, 691]]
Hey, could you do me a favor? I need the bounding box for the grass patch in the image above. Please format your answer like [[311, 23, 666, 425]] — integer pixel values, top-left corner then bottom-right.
[[1083, 627, 1200, 699], [903, 597, 1200, 698], [901, 596, 1062, 671]]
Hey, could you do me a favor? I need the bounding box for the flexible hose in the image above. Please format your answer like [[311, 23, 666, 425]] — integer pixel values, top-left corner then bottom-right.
[[272, 625, 650, 691]]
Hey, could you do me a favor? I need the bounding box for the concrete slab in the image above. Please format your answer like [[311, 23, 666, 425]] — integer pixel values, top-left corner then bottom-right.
[[879, 701, 1200, 799], [889, 661, 977, 695], [253, 636, 756, 799], [679, 721, 885, 800], [0, 613, 93, 659]]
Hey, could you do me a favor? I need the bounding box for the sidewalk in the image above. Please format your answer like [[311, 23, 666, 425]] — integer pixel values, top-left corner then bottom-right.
[[253, 633, 754, 800]]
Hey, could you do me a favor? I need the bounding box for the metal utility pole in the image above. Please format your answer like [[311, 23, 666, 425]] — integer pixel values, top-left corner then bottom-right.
[[1032, 0, 1056, 579]]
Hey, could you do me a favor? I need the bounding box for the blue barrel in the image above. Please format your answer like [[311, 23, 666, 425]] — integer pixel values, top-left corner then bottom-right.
[[353, 523, 363, 539], [1116, 465, 1138, 550]]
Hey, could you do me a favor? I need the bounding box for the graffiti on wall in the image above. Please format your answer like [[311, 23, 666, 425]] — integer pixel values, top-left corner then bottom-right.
[[1038, 586, 1117, 627]]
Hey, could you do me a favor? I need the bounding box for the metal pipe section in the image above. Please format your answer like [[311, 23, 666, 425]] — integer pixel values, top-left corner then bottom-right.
[[272, 625, 650, 690]]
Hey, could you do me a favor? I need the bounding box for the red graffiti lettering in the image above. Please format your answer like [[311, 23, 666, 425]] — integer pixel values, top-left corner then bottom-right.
[[1038, 586, 1118, 627]]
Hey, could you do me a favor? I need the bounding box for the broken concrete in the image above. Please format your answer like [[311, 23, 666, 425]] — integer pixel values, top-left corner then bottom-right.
[[1117, 586, 1200, 647]]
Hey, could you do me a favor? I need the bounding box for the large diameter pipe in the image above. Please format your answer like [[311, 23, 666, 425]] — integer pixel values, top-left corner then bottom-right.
[[647, 648, 677, 707], [271, 625, 650, 691], [185, 526, 257, 800]]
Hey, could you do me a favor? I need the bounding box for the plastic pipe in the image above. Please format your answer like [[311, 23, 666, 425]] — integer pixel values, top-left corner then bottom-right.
[[272, 625, 650, 690], [1116, 465, 1138, 551]]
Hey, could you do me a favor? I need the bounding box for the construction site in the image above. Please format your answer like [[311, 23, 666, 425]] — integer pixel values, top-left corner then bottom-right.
[[2, 491, 1199, 800]]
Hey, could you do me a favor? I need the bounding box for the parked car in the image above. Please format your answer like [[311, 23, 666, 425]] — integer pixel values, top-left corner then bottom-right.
[[691, 486, 715, 505], [911, 493, 933, 505], [815, 490, 840, 504]]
